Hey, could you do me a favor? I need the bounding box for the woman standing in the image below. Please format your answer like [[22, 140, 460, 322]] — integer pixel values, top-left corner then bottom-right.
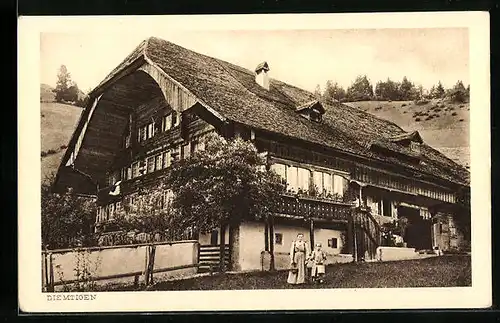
[[287, 233, 310, 285]]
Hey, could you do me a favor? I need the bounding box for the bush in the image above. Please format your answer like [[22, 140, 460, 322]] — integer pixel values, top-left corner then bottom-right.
[[452, 112, 458, 116], [426, 116, 433, 121], [41, 113, 45, 118], [403, 111, 407, 114], [60, 144, 68, 150], [47, 149, 57, 155], [41, 151, 48, 157], [415, 117, 421, 122], [415, 99, 429, 105], [459, 119, 465, 122], [401, 103, 407, 107], [375, 106, 382, 111]]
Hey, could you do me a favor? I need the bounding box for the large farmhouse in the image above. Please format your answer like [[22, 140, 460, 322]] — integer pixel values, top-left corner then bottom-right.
[[54, 37, 471, 272]]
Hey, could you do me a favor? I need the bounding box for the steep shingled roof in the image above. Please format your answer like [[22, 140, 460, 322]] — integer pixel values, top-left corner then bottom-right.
[[87, 36, 470, 187]]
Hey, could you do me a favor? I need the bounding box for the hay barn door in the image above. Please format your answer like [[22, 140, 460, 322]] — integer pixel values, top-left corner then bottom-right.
[[399, 206, 432, 250]]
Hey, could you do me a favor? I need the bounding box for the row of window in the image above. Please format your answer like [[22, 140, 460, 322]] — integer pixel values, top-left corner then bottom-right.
[[96, 190, 174, 223], [125, 111, 181, 147], [270, 163, 347, 196], [108, 138, 208, 187]]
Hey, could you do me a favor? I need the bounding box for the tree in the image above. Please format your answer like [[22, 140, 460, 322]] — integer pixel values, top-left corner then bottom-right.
[[41, 175, 97, 249], [431, 81, 445, 99], [313, 84, 322, 101], [449, 80, 468, 103], [165, 133, 286, 271], [323, 80, 346, 103], [416, 84, 424, 100], [53, 65, 80, 103], [374, 78, 400, 101], [346, 75, 374, 101], [399, 76, 417, 100]]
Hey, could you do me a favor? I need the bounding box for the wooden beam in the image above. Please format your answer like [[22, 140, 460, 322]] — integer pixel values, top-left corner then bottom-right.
[[264, 221, 269, 252], [309, 218, 315, 251], [219, 223, 226, 273], [269, 215, 275, 271]]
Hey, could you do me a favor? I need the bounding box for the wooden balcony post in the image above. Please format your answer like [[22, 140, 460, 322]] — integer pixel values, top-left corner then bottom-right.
[[269, 214, 275, 271], [309, 218, 315, 251], [264, 221, 269, 252], [219, 223, 226, 273]]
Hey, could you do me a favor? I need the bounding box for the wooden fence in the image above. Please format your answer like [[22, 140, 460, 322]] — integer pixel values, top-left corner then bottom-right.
[[42, 240, 199, 292]]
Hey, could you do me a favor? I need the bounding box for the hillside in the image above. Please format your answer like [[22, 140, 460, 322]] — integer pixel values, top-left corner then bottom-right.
[[344, 99, 470, 169], [41, 102, 83, 182], [40, 83, 56, 102]]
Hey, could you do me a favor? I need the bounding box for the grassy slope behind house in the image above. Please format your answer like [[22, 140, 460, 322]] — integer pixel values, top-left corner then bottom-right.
[[344, 100, 470, 168], [41, 102, 83, 182], [148, 255, 470, 291]]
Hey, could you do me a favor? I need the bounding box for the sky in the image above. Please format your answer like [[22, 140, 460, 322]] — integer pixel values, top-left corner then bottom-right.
[[40, 28, 469, 94]]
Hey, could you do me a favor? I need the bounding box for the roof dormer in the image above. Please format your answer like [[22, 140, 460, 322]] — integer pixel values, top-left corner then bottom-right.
[[296, 100, 325, 123], [389, 131, 423, 154]]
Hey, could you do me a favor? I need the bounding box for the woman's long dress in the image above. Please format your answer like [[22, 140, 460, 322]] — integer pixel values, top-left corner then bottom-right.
[[287, 240, 308, 284]]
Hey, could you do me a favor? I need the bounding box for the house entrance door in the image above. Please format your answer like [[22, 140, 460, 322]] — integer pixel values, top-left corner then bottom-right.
[[399, 206, 432, 250]]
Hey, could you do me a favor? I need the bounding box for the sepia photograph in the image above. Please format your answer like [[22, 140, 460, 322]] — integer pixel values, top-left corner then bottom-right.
[[18, 12, 490, 312]]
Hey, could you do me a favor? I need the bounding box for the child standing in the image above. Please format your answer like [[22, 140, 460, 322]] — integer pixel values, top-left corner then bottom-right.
[[309, 243, 327, 284]]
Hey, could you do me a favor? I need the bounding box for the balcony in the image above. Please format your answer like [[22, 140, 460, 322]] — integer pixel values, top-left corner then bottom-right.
[[274, 194, 354, 222]]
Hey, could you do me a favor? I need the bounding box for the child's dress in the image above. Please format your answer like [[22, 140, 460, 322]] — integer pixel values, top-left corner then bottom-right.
[[310, 249, 327, 277]]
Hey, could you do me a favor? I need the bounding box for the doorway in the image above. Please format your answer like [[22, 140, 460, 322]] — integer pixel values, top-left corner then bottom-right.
[[398, 206, 432, 250], [210, 229, 219, 245]]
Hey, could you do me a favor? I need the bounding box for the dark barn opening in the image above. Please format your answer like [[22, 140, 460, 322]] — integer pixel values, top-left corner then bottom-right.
[[399, 206, 432, 250]]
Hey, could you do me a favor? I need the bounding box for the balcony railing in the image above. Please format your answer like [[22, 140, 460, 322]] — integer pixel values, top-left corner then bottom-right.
[[274, 194, 353, 222]]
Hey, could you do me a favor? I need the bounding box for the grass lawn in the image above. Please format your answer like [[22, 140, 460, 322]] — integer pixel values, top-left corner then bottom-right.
[[150, 255, 471, 291]]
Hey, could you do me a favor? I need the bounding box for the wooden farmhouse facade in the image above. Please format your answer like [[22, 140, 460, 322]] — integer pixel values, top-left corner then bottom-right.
[[54, 37, 471, 272]]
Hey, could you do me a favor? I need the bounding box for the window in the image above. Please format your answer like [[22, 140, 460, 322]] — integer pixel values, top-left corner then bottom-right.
[[141, 126, 147, 141], [382, 198, 391, 217], [172, 112, 179, 127], [297, 167, 310, 191], [162, 114, 172, 131], [155, 154, 163, 171], [109, 203, 115, 219], [313, 171, 324, 193], [286, 166, 298, 192], [124, 132, 131, 148], [333, 175, 346, 196], [147, 157, 155, 173], [132, 162, 139, 178], [147, 123, 155, 139], [310, 110, 322, 122], [162, 150, 171, 168], [270, 163, 286, 181], [410, 141, 421, 153], [323, 173, 333, 194], [328, 238, 338, 249], [182, 143, 191, 159], [275, 233, 283, 245]]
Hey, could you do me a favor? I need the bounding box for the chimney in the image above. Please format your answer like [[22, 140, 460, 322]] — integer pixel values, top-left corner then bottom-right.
[[255, 62, 270, 90]]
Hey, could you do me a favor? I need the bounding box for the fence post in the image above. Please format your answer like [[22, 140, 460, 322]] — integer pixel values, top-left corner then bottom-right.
[[148, 245, 156, 285], [47, 252, 54, 292], [42, 251, 47, 292], [143, 245, 150, 285]]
